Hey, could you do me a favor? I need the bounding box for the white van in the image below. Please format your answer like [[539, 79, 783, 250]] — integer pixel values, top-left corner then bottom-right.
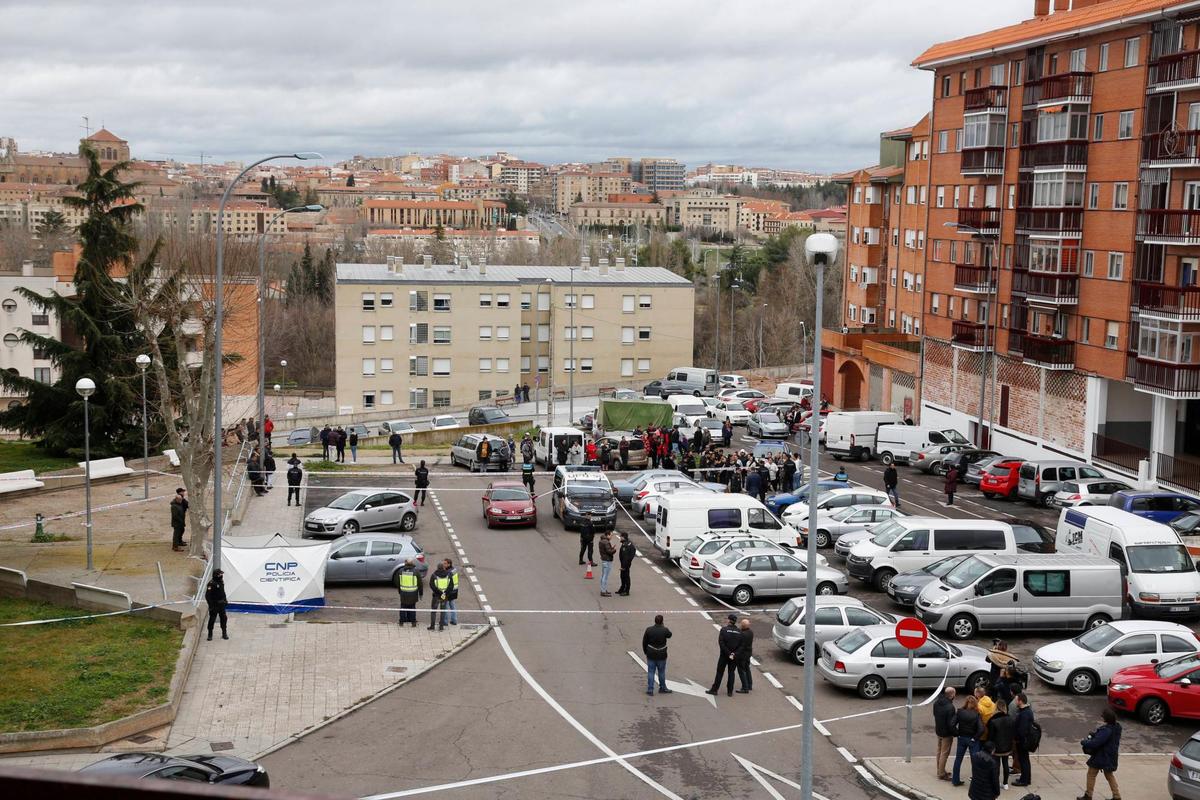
[[847, 517, 1017, 592], [915, 553, 1123, 640], [535, 426, 586, 467], [774, 382, 815, 402], [654, 493, 798, 559], [823, 411, 902, 461], [661, 367, 720, 397], [875, 425, 970, 466], [1055, 506, 1200, 618], [667, 394, 709, 426]]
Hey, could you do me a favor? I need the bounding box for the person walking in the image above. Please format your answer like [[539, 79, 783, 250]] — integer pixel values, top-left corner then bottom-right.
[[722, 419, 733, 448], [933, 687, 958, 781], [521, 460, 536, 494], [642, 614, 673, 696], [349, 429, 359, 463], [986, 701, 1015, 789], [578, 519, 596, 566], [945, 465, 960, 506], [951, 694, 984, 786], [389, 430, 404, 464], [320, 425, 332, 460], [617, 533, 635, 595], [745, 466, 762, 499], [706, 614, 743, 697], [428, 561, 452, 631], [205, 569, 229, 641], [262, 447, 276, 490], [170, 488, 188, 551], [735, 617, 754, 693], [414, 460, 430, 506], [520, 435, 534, 465], [1079, 708, 1122, 800], [443, 558, 459, 625], [286, 461, 303, 507], [598, 530, 616, 597], [968, 740, 1001, 800], [1012, 693, 1036, 787], [883, 464, 900, 509], [395, 558, 422, 627]]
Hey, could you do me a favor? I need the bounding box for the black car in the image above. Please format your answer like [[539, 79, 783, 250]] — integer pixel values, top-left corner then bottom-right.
[[554, 482, 618, 531], [642, 380, 666, 397], [80, 753, 269, 787], [1171, 511, 1200, 535], [998, 516, 1055, 553], [944, 448, 1001, 480], [468, 406, 510, 426]]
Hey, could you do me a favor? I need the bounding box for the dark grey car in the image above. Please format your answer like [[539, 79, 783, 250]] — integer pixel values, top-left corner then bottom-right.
[[325, 533, 426, 584], [885, 554, 972, 607], [80, 753, 269, 787], [554, 483, 618, 531]]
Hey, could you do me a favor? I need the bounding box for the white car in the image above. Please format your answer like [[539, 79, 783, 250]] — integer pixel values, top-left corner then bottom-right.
[[673, 406, 708, 428], [712, 400, 751, 425], [795, 504, 908, 549], [632, 477, 711, 518], [430, 415, 460, 431], [678, 532, 827, 580], [720, 374, 749, 389], [718, 388, 768, 402], [782, 487, 894, 527], [1033, 620, 1200, 695], [1051, 478, 1135, 507], [303, 489, 419, 537]]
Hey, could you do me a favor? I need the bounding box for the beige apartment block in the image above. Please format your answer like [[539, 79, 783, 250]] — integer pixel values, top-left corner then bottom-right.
[[551, 172, 633, 214], [668, 189, 743, 233], [335, 257, 695, 413], [567, 202, 666, 228]]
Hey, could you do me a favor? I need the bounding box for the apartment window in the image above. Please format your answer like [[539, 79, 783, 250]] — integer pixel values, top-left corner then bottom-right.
[[1124, 36, 1140, 68], [1012, 60, 1023, 85], [563, 358, 575, 373], [409, 323, 428, 344], [847, 304, 858, 322], [1099, 42, 1109, 71], [938, 131, 949, 153], [936, 186, 945, 208], [1070, 48, 1086, 72], [564, 293, 577, 309], [479, 293, 492, 307], [496, 325, 510, 340], [620, 358, 634, 377], [918, 231, 925, 250], [496, 293, 510, 308], [380, 357, 394, 373], [1083, 250, 1095, 277], [362, 392, 375, 410], [953, 186, 961, 208], [537, 356, 549, 374], [409, 290, 428, 311], [1113, 182, 1129, 210], [409, 388, 428, 410], [892, 228, 900, 247], [479, 326, 492, 341], [433, 293, 451, 312], [616, 294, 633, 313], [906, 186, 916, 205], [362, 358, 376, 376], [1093, 114, 1104, 141], [849, 265, 859, 283], [520, 292, 532, 310], [537, 292, 550, 311], [520, 355, 531, 372], [564, 326, 576, 341], [638, 327, 652, 341], [432, 390, 451, 408], [380, 325, 393, 341], [931, 293, 941, 314], [479, 390, 492, 401], [581, 294, 595, 309], [915, 273, 923, 292], [581, 325, 594, 340], [621, 326, 635, 344], [479, 358, 492, 372], [890, 268, 898, 286], [1088, 183, 1100, 209], [33, 366, 51, 384], [432, 325, 449, 344], [380, 292, 393, 308], [1011, 122, 1020, 147], [361, 326, 375, 344], [1081, 317, 1091, 343], [1008, 185, 1016, 209], [942, 75, 952, 97], [1106, 321, 1120, 349], [920, 186, 928, 205], [990, 63, 1006, 85], [949, 296, 957, 316], [580, 358, 593, 373], [1118, 111, 1134, 139], [888, 309, 896, 327], [902, 271, 914, 290], [1001, 304, 1009, 327], [520, 324, 531, 341], [854, 186, 864, 203], [961, 298, 971, 320], [433, 358, 451, 377], [637, 358, 651, 373], [1107, 251, 1125, 280], [496, 358, 510, 373], [380, 390, 394, 406], [361, 292, 376, 311], [409, 356, 428, 376]]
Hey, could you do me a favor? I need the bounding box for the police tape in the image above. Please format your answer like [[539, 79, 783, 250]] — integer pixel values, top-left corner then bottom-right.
[[0, 599, 194, 627], [222, 602, 773, 617]]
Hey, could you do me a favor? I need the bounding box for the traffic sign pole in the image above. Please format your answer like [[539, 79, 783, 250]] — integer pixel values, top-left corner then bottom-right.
[[905, 649, 914, 763], [894, 616, 928, 765]]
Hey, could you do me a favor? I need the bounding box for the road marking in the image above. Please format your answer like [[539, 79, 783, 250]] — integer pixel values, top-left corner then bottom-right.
[[663, 576, 677, 585], [482, 604, 493, 612], [785, 695, 803, 713], [837, 746, 858, 764], [673, 587, 687, 596], [712, 623, 722, 630], [465, 567, 475, 574], [749, 657, 760, 666], [461, 557, 470, 565], [626, 651, 716, 707], [639, 557, 653, 565], [731, 754, 833, 800], [699, 611, 712, 620], [456, 548, 466, 556], [651, 565, 664, 575], [685, 597, 699, 607], [762, 672, 783, 689], [854, 764, 910, 800], [477, 593, 487, 603], [814, 719, 831, 736]]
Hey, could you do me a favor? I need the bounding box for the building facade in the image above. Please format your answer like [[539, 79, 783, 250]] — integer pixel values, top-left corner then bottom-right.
[[364, 199, 506, 229], [334, 258, 695, 413], [551, 172, 633, 214], [638, 158, 687, 193], [567, 202, 667, 227]]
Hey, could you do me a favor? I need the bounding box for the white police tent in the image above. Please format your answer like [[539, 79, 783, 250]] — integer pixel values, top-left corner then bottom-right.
[[220, 533, 332, 613]]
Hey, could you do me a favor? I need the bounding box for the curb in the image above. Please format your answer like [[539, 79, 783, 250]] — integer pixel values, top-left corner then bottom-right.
[[252, 622, 491, 760], [863, 759, 939, 800]]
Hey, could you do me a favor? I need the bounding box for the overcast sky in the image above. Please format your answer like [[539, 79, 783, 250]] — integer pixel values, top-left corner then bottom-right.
[[2, 0, 1030, 173]]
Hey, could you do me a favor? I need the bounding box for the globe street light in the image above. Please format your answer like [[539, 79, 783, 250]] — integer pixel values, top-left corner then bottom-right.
[[136, 354, 151, 500], [75, 377, 96, 570], [280, 359, 287, 391]]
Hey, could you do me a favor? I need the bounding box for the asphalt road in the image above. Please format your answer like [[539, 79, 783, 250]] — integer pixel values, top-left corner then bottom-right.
[[262, 432, 1197, 799]]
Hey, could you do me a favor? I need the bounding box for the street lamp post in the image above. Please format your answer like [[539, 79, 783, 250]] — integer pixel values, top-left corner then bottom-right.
[[728, 279, 740, 370], [213, 152, 320, 572], [568, 266, 575, 426], [280, 359, 287, 391], [800, 321, 808, 380], [136, 354, 151, 499], [712, 273, 722, 374], [75, 377, 96, 570], [545, 277, 554, 427], [273, 384, 282, 418]]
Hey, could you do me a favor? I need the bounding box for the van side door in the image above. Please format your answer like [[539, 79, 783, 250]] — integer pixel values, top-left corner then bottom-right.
[[970, 567, 1019, 631], [889, 527, 931, 574]]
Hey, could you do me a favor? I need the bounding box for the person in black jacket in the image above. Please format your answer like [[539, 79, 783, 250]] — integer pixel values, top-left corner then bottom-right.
[[952, 694, 985, 786], [616, 534, 635, 595], [642, 614, 672, 696], [1080, 708, 1122, 800], [883, 464, 900, 509], [968, 740, 1001, 800], [1012, 693, 1035, 787], [286, 463, 303, 507], [933, 687, 958, 780], [706, 615, 743, 697], [205, 569, 228, 641], [389, 431, 404, 464], [578, 520, 596, 566], [986, 701, 1015, 788], [170, 488, 188, 551], [262, 448, 276, 490], [414, 460, 430, 506], [735, 618, 754, 693]]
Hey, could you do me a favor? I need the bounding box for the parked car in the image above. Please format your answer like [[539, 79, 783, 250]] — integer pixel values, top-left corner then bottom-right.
[[765, 480, 846, 516], [378, 419, 417, 437], [834, 528, 876, 561], [886, 554, 973, 607], [1033, 620, 1200, 695], [748, 411, 791, 439], [1001, 516, 1056, 553], [482, 482, 537, 528], [1052, 478, 1135, 507], [1168, 729, 1200, 799], [80, 753, 270, 787], [773, 596, 895, 665], [468, 405, 510, 426], [753, 441, 793, 461], [796, 504, 907, 549], [964, 453, 1007, 486], [912, 444, 973, 475], [449, 433, 511, 472], [430, 415, 460, 431], [692, 417, 725, 442], [711, 400, 751, 425], [678, 532, 810, 581], [303, 489, 418, 536], [1170, 511, 1200, 535], [643, 380, 667, 397], [595, 433, 648, 469], [781, 487, 893, 527], [632, 477, 710, 519], [720, 373, 749, 388], [944, 449, 1001, 481], [718, 388, 767, 401], [699, 546, 848, 605], [1017, 460, 1106, 506], [612, 388, 639, 400], [1108, 651, 1200, 725], [325, 532, 426, 583], [554, 481, 618, 531], [346, 423, 371, 440], [611, 469, 683, 504], [816, 625, 992, 699], [286, 428, 316, 446], [979, 458, 1024, 499], [1107, 490, 1200, 524]]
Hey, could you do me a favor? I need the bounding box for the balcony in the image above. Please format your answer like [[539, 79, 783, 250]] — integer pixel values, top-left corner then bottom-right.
[[954, 264, 997, 293], [1158, 452, 1200, 495], [964, 85, 1008, 113], [1018, 141, 1088, 171], [960, 147, 1005, 176], [1127, 354, 1200, 398], [1016, 207, 1083, 235], [1149, 48, 1200, 92], [1023, 71, 1093, 106], [1142, 129, 1200, 166], [1136, 283, 1200, 321], [1137, 209, 1200, 245], [1020, 334, 1075, 369], [956, 207, 1002, 235], [951, 320, 992, 351], [1012, 269, 1080, 304]]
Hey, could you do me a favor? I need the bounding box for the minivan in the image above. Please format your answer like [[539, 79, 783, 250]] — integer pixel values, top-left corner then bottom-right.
[[1017, 460, 1106, 507], [846, 517, 1018, 592], [654, 493, 797, 559], [915, 553, 1122, 640], [1107, 490, 1200, 524], [534, 426, 587, 467], [449, 433, 511, 472], [1056, 506, 1200, 618], [774, 382, 815, 402], [659, 367, 719, 397], [824, 411, 903, 461], [874, 424, 969, 466]]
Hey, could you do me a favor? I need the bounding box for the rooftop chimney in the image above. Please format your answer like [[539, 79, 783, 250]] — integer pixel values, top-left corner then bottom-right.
[[21, 260, 34, 277], [1034, 0, 1050, 15], [461, 256, 470, 271], [479, 258, 486, 276], [580, 255, 591, 270], [599, 260, 609, 276], [615, 257, 626, 271]]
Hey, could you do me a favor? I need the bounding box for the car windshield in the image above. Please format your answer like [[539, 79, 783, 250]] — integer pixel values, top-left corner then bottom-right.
[[777, 599, 801, 626], [1127, 544, 1196, 574], [941, 430, 970, 444], [759, 413, 781, 423], [716, 549, 745, 566], [700, 419, 722, 429], [1173, 514, 1200, 534], [942, 556, 992, 589], [830, 506, 859, 521], [568, 487, 611, 501], [434, 418, 455, 427], [985, 464, 1013, 476], [924, 555, 968, 577], [328, 492, 368, 510], [683, 536, 705, 553], [490, 489, 530, 501], [725, 400, 747, 410], [1071, 624, 1124, 653], [1158, 652, 1200, 680], [677, 405, 705, 416], [870, 519, 908, 546], [834, 629, 871, 654]]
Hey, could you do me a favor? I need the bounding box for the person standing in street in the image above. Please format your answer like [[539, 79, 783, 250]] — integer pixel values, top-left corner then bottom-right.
[[170, 488, 188, 551], [578, 519, 596, 566], [389, 430, 404, 464], [617, 533, 635, 596], [642, 614, 672, 696], [1079, 708, 1122, 800], [722, 419, 733, 448], [262, 447, 276, 490], [286, 462, 303, 507], [443, 558, 459, 625], [349, 429, 358, 463], [598, 530, 616, 596], [395, 558, 422, 626], [945, 465, 959, 506], [414, 460, 430, 506], [934, 687, 958, 781], [706, 614, 742, 697], [522, 382, 530, 403], [618, 436, 630, 469], [247, 449, 266, 496], [951, 694, 984, 786], [1012, 693, 1035, 787], [287, 452, 302, 468], [968, 740, 1001, 800], [320, 425, 332, 460], [262, 415, 274, 446], [735, 617, 754, 693], [335, 427, 347, 463], [428, 561, 451, 631], [205, 569, 228, 641], [521, 459, 536, 494], [883, 463, 900, 509], [745, 466, 762, 500], [986, 701, 1014, 789]]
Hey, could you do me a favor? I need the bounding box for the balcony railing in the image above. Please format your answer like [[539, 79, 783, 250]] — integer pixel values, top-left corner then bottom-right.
[[951, 320, 992, 351], [1092, 433, 1150, 474], [1018, 141, 1089, 170], [1016, 207, 1083, 234], [954, 264, 997, 293], [1020, 334, 1075, 369], [1136, 283, 1200, 320], [960, 146, 1005, 175], [964, 85, 1008, 112], [1023, 71, 1093, 105], [1142, 129, 1200, 165], [1137, 209, 1200, 244], [1149, 48, 1200, 90], [1128, 354, 1200, 398], [1158, 452, 1200, 495], [956, 207, 1002, 234], [1011, 269, 1080, 304]]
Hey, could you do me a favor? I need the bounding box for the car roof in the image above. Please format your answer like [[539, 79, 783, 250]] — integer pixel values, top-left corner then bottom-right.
[[487, 481, 525, 489], [823, 486, 884, 496], [786, 595, 866, 608], [339, 531, 415, 544], [1105, 620, 1196, 634], [1112, 489, 1189, 499], [81, 753, 199, 775], [1068, 477, 1127, 487], [725, 546, 792, 558]]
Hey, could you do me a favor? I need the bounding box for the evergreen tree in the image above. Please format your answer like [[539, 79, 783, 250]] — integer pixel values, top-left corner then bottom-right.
[[260, 177, 269, 193], [37, 210, 69, 237], [346, 174, 355, 187], [269, 175, 277, 191]]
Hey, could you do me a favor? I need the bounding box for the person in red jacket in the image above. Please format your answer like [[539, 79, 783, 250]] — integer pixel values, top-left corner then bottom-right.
[[262, 415, 274, 443]]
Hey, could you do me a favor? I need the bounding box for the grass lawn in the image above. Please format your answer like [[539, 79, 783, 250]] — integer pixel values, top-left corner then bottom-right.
[[0, 441, 77, 475], [0, 597, 184, 733]]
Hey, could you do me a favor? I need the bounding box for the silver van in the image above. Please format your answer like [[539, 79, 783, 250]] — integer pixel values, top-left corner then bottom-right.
[[1017, 460, 1106, 507], [660, 367, 719, 397], [449, 433, 511, 472], [915, 553, 1123, 640]]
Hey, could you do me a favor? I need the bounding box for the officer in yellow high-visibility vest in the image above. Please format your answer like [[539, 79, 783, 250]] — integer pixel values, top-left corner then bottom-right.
[[443, 558, 460, 625], [395, 559, 422, 627], [428, 561, 452, 631]]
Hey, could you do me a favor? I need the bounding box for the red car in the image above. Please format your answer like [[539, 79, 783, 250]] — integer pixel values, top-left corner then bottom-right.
[[979, 459, 1023, 499], [482, 481, 537, 528], [1108, 652, 1200, 726]]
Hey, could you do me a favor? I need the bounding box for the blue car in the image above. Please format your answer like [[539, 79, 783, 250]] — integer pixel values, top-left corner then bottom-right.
[[765, 480, 846, 516], [1107, 490, 1200, 524]]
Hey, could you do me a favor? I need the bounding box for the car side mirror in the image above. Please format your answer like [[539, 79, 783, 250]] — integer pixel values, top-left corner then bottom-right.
[[362, 504, 373, 510], [1182, 677, 1193, 686]]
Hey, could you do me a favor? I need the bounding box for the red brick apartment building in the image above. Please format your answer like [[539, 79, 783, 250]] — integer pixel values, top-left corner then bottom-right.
[[833, 0, 1200, 494]]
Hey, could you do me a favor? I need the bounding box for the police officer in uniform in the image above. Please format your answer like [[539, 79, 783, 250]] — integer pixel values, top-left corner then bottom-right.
[[705, 614, 743, 697], [521, 460, 536, 494], [444, 558, 460, 625], [414, 460, 430, 506], [396, 559, 422, 626], [205, 569, 229, 641], [428, 561, 452, 631]]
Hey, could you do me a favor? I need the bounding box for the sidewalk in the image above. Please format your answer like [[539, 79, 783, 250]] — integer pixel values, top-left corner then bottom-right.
[[866, 754, 1172, 800], [234, 474, 304, 536]]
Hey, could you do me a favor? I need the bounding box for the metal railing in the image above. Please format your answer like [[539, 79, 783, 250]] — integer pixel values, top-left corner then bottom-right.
[[1092, 433, 1149, 474], [1016, 207, 1083, 234], [1137, 283, 1200, 319], [964, 85, 1008, 111], [1149, 48, 1200, 88], [1012, 269, 1080, 303], [960, 147, 1005, 174], [1137, 209, 1200, 243], [957, 207, 1002, 231], [1021, 334, 1075, 368], [1018, 141, 1089, 170], [953, 264, 997, 293], [1127, 354, 1200, 397], [1023, 71, 1093, 105], [951, 320, 991, 350], [1142, 128, 1200, 163], [1158, 452, 1200, 495]]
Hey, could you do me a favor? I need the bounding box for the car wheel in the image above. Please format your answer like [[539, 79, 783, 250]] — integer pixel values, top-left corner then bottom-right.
[[1138, 697, 1169, 726], [790, 641, 807, 665], [934, 463, 948, 476], [948, 613, 977, 640], [552, 502, 559, 519], [982, 492, 995, 500], [832, 454, 843, 461], [816, 581, 837, 596], [400, 513, 417, 532], [857, 675, 886, 699], [880, 451, 894, 466], [1037, 492, 1052, 507], [342, 520, 359, 535], [1068, 669, 1098, 695], [1085, 613, 1111, 630], [874, 568, 897, 593], [966, 671, 991, 694], [485, 516, 493, 529], [732, 585, 754, 606], [815, 529, 831, 548], [693, 390, 701, 397]]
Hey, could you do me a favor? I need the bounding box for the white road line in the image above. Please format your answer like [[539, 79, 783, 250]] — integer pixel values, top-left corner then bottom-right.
[[673, 587, 687, 596], [749, 657, 760, 667], [712, 623, 722, 630], [482, 604, 493, 613], [699, 611, 712, 620], [785, 695, 803, 713], [639, 557, 653, 565], [762, 672, 783, 689], [461, 557, 470, 565], [456, 548, 466, 556], [837, 746, 857, 764], [662, 576, 677, 585], [854, 764, 909, 800], [651, 565, 664, 575], [814, 719, 831, 736], [477, 593, 488, 603], [685, 597, 699, 607], [465, 567, 475, 574]]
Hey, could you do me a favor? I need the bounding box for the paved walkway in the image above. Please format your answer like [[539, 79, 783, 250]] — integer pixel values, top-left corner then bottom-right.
[[866, 754, 1172, 800], [233, 472, 304, 537]]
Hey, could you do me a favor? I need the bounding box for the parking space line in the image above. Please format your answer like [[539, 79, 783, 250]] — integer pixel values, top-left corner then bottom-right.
[[673, 587, 687, 596], [785, 695, 803, 713], [837, 747, 857, 764], [685, 597, 699, 606], [814, 720, 831, 736], [712, 623, 722, 630], [749, 657, 760, 667], [662, 577, 676, 585], [651, 566, 664, 575], [762, 672, 783, 689], [477, 593, 488, 603]]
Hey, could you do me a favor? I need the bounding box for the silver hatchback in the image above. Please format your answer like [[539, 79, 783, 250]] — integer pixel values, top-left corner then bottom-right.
[[325, 533, 427, 584], [1169, 729, 1200, 800], [303, 488, 419, 537], [699, 546, 849, 606], [772, 596, 895, 665]]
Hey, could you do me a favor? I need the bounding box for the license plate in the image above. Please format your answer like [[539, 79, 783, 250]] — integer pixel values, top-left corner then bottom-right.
[[506, 516, 522, 521], [306, 523, 320, 530], [1173, 606, 1189, 613], [1190, 770, 1200, 782]]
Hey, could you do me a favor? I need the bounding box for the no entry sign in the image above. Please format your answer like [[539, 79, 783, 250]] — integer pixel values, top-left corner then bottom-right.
[[895, 617, 929, 651]]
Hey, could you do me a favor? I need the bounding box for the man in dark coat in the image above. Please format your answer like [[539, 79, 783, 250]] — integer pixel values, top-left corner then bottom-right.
[[616, 533, 635, 595], [414, 460, 430, 506], [170, 488, 188, 551], [883, 464, 900, 509], [262, 448, 276, 490], [205, 569, 229, 641], [745, 467, 762, 498], [933, 687, 958, 781], [706, 615, 743, 697], [641, 614, 672, 696], [389, 430, 404, 464], [735, 617, 754, 693], [968, 741, 1001, 800], [286, 462, 303, 507], [945, 465, 959, 505], [1080, 708, 1122, 800], [578, 519, 596, 566], [320, 425, 332, 460], [1012, 693, 1035, 786]]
